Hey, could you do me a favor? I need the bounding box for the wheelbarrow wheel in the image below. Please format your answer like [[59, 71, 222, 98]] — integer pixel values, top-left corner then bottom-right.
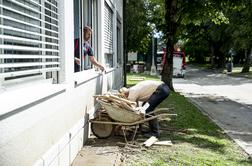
[[91, 116, 114, 139]]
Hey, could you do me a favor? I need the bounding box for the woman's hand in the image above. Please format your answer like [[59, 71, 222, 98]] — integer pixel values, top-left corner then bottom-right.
[[100, 65, 105, 72], [75, 57, 80, 65]]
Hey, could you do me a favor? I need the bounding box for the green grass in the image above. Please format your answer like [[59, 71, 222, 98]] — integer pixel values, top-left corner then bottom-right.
[[126, 73, 161, 87], [125, 73, 251, 166]]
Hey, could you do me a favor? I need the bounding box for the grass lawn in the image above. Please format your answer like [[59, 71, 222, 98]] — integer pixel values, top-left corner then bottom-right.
[[127, 73, 161, 87], [124, 73, 251, 166], [188, 63, 252, 79]]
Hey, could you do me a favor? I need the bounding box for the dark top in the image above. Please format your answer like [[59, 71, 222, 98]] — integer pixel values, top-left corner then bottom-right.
[[83, 41, 94, 56], [74, 38, 94, 72]]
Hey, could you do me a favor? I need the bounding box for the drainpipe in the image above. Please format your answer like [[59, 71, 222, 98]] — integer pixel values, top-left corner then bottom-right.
[[123, 0, 127, 86]]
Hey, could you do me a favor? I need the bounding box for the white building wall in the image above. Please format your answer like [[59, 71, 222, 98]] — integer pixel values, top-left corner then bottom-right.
[[0, 0, 123, 165], [114, 0, 123, 16]]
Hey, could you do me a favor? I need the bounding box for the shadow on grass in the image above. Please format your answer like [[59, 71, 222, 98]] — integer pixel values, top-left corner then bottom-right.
[[162, 132, 226, 153], [96, 72, 251, 165], [156, 92, 247, 155]]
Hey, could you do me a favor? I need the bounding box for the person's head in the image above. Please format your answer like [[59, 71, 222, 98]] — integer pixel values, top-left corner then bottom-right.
[[119, 87, 129, 98], [83, 26, 92, 41]]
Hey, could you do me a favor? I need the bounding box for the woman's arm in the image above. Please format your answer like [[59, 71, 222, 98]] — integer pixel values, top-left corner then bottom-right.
[[89, 56, 105, 71]]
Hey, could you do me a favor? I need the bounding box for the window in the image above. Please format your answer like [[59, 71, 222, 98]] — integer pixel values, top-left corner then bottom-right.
[[73, 0, 81, 72], [104, 1, 113, 68], [117, 17, 122, 65], [74, 0, 97, 72], [0, 0, 60, 86]]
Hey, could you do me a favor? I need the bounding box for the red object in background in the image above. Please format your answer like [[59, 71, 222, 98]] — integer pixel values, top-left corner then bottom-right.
[[161, 48, 186, 69], [161, 48, 167, 66]]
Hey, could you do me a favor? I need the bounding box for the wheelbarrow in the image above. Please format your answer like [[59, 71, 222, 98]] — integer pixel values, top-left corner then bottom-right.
[[90, 99, 176, 142]]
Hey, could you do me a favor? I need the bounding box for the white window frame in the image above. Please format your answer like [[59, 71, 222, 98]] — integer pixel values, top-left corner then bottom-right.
[[0, 0, 60, 88], [73, 0, 98, 73], [116, 12, 122, 65], [104, 0, 114, 68]]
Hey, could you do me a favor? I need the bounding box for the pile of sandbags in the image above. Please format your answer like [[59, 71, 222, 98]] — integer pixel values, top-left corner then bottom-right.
[[94, 93, 137, 112]]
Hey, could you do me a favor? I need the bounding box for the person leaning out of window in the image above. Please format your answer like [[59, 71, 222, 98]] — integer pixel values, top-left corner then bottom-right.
[[75, 26, 105, 72]]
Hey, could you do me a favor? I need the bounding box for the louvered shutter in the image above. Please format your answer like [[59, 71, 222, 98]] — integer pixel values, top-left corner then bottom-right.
[[0, 0, 59, 81], [104, 2, 113, 54]]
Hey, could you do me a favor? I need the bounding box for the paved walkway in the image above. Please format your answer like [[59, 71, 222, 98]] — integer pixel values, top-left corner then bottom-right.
[[189, 96, 252, 156], [174, 67, 252, 158], [72, 146, 122, 166]]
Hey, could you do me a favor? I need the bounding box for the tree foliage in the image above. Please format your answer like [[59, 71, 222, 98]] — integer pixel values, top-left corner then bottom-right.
[[124, 0, 252, 89], [157, 0, 251, 89], [125, 0, 152, 53], [229, 1, 252, 72], [180, 1, 252, 70]]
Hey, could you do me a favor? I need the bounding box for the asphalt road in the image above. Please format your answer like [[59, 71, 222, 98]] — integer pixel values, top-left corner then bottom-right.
[[173, 66, 252, 158]]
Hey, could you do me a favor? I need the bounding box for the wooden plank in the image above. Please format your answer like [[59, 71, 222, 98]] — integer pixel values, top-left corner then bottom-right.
[[154, 140, 173, 146], [109, 94, 137, 106], [143, 136, 158, 147]]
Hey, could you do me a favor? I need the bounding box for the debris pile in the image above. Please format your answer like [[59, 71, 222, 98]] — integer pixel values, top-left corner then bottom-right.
[[94, 93, 138, 113]]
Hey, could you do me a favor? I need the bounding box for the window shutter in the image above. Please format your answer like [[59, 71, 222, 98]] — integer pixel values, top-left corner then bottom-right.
[[0, 0, 59, 81], [104, 2, 113, 54]]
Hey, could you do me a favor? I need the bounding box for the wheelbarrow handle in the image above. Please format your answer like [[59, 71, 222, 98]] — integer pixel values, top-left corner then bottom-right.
[[90, 113, 176, 126], [145, 107, 174, 116]]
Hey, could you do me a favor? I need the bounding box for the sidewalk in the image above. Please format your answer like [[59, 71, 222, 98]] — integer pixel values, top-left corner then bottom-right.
[[71, 137, 123, 166], [72, 146, 122, 166], [189, 97, 252, 157], [174, 82, 252, 158]]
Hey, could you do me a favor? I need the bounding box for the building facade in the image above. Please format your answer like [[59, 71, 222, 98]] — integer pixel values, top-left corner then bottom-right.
[[0, 0, 124, 165]]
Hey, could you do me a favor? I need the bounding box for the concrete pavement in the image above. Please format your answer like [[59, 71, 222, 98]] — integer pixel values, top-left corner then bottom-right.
[[71, 137, 123, 166], [72, 146, 122, 166], [174, 67, 252, 158]]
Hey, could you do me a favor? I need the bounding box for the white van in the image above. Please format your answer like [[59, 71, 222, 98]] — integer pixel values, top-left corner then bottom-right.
[[172, 51, 186, 77], [157, 49, 186, 77]]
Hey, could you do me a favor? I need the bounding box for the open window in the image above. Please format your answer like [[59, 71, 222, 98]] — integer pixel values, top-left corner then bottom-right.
[[73, 0, 97, 72]]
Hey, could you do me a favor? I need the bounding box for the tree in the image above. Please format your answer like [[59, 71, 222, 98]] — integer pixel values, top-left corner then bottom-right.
[[124, 0, 251, 89], [160, 0, 236, 90], [229, 2, 252, 73], [161, 0, 177, 91], [125, 0, 152, 53], [183, 22, 232, 68]]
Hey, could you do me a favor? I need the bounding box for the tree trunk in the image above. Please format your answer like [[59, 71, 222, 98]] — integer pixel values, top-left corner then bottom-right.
[[217, 51, 225, 68], [241, 48, 252, 73], [210, 42, 225, 69], [210, 45, 215, 68], [161, 0, 177, 91]]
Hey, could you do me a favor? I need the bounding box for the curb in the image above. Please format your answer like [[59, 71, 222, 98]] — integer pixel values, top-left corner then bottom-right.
[[186, 97, 252, 159]]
